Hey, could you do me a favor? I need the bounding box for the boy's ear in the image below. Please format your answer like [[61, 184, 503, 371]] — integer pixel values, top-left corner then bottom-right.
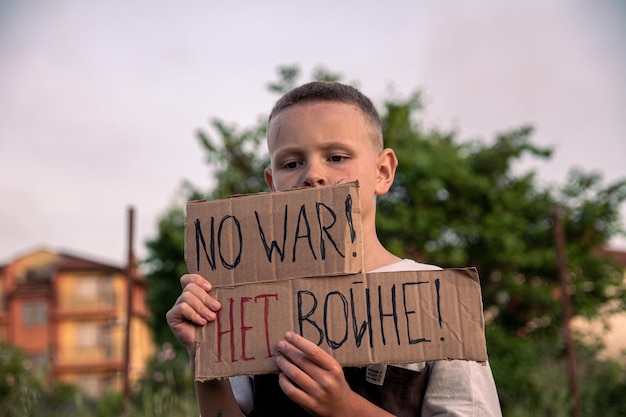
[[375, 148, 398, 196], [264, 166, 276, 191]]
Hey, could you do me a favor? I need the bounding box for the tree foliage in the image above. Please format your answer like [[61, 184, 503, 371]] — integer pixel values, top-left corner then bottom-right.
[[142, 65, 626, 415], [376, 93, 626, 335], [0, 342, 104, 417], [143, 205, 188, 348]]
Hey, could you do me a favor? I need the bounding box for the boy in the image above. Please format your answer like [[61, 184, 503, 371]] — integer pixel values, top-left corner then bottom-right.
[[166, 81, 502, 416]]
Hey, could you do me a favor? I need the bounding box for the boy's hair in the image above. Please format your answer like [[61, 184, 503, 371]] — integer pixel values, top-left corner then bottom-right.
[[268, 81, 383, 150]]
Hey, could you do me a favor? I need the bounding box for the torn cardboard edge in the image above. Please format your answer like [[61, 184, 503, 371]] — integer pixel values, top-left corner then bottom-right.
[[185, 182, 363, 288], [194, 267, 487, 381]]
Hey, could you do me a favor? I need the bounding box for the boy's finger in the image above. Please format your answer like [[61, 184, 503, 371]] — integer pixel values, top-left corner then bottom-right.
[[177, 289, 219, 321], [275, 351, 318, 398], [282, 331, 335, 371], [182, 282, 222, 311], [276, 363, 317, 410], [171, 302, 208, 326], [180, 273, 213, 292]]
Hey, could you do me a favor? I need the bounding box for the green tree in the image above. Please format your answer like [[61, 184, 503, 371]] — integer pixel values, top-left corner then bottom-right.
[[144, 205, 189, 348], [0, 343, 41, 417], [377, 93, 626, 332], [143, 65, 626, 415], [0, 343, 96, 417]]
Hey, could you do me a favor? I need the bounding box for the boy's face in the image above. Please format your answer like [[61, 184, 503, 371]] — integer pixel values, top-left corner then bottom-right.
[[265, 101, 396, 221]]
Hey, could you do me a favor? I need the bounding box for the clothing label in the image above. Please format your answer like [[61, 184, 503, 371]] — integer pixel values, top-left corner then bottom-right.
[[366, 364, 387, 386]]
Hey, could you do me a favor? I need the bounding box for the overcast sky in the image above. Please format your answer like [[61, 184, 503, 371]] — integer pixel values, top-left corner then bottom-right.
[[1, 0, 625, 267]]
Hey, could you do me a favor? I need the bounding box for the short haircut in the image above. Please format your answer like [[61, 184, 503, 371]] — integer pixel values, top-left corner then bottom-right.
[[268, 81, 383, 150]]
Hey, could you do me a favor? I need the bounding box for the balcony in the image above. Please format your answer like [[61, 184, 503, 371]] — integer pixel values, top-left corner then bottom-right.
[[55, 295, 119, 320]]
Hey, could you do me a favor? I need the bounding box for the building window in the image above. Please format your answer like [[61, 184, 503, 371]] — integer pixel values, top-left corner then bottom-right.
[[19, 266, 53, 283], [76, 278, 99, 299], [22, 301, 47, 326], [75, 276, 115, 307], [77, 323, 99, 349], [102, 324, 114, 359]]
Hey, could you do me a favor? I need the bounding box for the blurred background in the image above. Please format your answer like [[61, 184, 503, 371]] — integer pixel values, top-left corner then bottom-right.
[[1, 1, 625, 416]]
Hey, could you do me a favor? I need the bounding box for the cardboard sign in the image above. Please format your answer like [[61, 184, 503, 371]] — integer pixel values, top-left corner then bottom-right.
[[185, 183, 488, 381], [185, 182, 363, 287], [194, 268, 487, 381]]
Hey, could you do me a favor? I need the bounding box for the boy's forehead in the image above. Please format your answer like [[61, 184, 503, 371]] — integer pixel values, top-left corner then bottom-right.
[[268, 101, 365, 133], [267, 101, 366, 151]]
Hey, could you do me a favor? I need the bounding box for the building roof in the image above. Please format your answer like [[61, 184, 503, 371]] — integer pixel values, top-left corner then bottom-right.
[[56, 252, 124, 273], [0, 247, 127, 274], [596, 247, 626, 267]]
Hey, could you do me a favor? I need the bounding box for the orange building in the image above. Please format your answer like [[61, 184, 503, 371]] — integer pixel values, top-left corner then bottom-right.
[[0, 248, 155, 397]]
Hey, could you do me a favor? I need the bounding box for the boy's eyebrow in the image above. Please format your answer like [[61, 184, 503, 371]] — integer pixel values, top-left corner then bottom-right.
[[273, 141, 356, 157], [270, 145, 306, 164], [272, 147, 302, 159]]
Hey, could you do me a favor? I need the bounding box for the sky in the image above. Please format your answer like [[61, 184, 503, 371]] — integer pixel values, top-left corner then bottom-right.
[[1, 0, 625, 268]]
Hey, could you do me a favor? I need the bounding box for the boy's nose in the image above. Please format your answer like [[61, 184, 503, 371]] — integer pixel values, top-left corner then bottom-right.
[[303, 175, 327, 187], [302, 164, 328, 187]]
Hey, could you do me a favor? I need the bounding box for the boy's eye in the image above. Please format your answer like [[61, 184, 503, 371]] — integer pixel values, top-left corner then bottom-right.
[[329, 155, 344, 162], [284, 161, 299, 169]]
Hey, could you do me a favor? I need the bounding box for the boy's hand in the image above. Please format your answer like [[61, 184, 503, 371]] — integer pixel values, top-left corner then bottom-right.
[[275, 331, 368, 417], [165, 274, 221, 355]]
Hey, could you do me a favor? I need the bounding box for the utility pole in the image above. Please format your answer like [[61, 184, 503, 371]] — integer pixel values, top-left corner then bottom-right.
[[122, 206, 135, 403], [552, 204, 581, 417]]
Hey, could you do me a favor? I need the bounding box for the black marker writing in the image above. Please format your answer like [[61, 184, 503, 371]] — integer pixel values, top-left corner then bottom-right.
[[316, 202, 344, 259], [255, 207, 288, 262], [195, 216, 243, 271], [293, 204, 317, 262], [435, 278, 442, 328]]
